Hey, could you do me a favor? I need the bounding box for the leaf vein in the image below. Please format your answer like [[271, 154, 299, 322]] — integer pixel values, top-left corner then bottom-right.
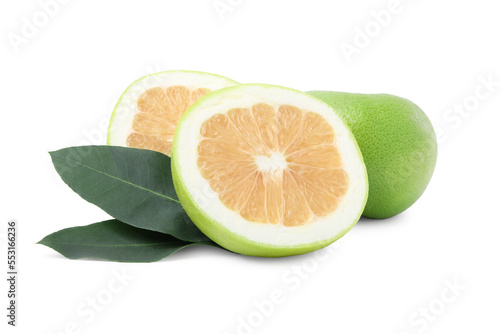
[[54, 154, 180, 204]]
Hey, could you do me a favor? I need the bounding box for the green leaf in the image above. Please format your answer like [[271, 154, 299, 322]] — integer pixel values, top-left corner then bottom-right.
[[49, 146, 208, 242], [38, 220, 219, 262]]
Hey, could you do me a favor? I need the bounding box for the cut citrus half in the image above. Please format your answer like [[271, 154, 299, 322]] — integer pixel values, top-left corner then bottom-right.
[[107, 71, 238, 156], [172, 84, 368, 257]]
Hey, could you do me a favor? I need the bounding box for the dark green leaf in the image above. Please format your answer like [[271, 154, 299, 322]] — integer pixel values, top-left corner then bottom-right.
[[38, 220, 219, 262], [49, 146, 208, 242]]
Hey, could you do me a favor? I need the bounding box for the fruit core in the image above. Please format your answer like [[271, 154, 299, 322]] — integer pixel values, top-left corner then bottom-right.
[[126, 86, 211, 156], [255, 152, 287, 173], [197, 103, 350, 227]]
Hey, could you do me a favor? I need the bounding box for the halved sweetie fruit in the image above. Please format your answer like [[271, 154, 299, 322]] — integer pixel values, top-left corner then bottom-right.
[[107, 71, 238, 156], [172, 84, 368, 257]]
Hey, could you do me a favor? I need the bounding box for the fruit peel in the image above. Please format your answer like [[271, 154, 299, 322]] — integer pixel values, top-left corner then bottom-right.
[[172, 84, 369, 257], [308, 91, 437, 219]]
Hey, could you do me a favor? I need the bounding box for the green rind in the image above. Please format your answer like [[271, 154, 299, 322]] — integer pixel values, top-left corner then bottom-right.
[[106, 70, 239, 144], [172, 84, 368, 257], [308, 91, 437, 219]]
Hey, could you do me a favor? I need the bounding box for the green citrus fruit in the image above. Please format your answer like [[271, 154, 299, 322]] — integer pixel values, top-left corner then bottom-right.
[[172, 84, 368, 257], [308, 91, 437, 219], [107, 70, 238, 156]]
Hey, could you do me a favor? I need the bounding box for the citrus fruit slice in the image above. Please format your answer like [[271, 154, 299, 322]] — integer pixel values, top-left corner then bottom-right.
[[107, 71, 238, 156], [172, 84, 368, 257], [308, 91, 437, 219]]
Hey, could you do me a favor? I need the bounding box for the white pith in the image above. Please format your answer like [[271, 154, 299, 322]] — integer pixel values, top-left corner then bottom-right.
[[107, 71, 237, 147], [255, 152, 287, 173], [174, 85, 368, 247]]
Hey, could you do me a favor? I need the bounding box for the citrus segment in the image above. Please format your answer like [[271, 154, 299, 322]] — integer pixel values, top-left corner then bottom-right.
[[277, 105, 303, 153], [107, 71, 238, 156], [198, 104, 347, 226], [131, 86, 207, 155], [172, 84, 368, 257]]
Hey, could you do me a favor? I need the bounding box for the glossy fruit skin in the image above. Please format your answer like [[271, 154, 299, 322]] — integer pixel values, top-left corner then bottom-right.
[[308, 91, 437, 219]]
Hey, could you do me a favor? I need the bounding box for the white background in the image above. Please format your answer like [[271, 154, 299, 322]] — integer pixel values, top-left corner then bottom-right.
[[1, 0, 499, 333]]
